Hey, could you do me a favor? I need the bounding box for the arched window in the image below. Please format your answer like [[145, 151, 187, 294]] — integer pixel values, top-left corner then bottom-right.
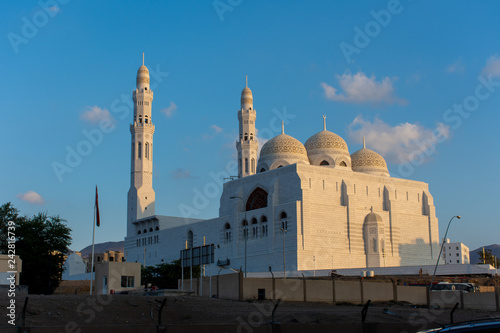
[[260, 168, 266, 173], [149, 227, 153, 232], [250, 133, 254, 140], [145, 115, 148, 124], [277, 165, 283, 168], [143, 229, 147, 233], [139, 115, 142, 124], [155, 226, 159, 231], [137, 230, 141, 234], [251, 158, 255, 173], [242, 219, 248, 239], [280, 211, 288, 231], [187, 230, 193, 248], [245, 158, 249, 174], [261, 215, 268, 236], [138, 142, 142, 159], [251, 218, 258, 238], [339, 161, 347, 167], [244, 133, 248, 141], [145, 142, 149, 159], [246, 187, 268, 211], [224, 223, 231, 242], [320, 160, 329, 166]]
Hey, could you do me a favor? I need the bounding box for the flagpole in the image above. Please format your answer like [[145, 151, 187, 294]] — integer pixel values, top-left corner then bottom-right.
[[90, 193, 96, 295]]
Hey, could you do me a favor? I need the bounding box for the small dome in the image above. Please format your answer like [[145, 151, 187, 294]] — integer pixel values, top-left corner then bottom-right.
[[351, 147, 390, 177], [136, 65, 150, 87], [137, 65, 149, 75], [241, 86, 253, 105], [364, 211, 383, 224], [260, 133, 307, 157]]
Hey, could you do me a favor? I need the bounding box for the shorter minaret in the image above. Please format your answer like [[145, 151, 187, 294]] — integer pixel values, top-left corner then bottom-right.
[[236, 76, 258, 177], [127, 53, 156, 236]]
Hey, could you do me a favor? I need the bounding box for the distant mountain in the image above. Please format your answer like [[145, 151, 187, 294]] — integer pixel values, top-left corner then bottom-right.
[[79, 241, 124, 257], [470, 244, 500, 264]]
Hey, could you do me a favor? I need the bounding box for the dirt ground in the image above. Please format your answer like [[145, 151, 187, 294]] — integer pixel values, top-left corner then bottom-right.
[[1, 294, 499, 331]]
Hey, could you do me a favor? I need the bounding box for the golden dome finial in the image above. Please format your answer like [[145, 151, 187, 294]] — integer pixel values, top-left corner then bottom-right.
[[363, 136, 366, 149], [323, 115, 327, 131]]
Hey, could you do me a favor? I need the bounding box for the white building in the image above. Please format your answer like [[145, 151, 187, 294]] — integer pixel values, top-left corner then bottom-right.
[[442, 240, 470, 264], [124, 58, 442, 274]]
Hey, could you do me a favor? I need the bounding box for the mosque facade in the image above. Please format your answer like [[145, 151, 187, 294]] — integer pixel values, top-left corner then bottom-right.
[[124, 59, 441, 274]]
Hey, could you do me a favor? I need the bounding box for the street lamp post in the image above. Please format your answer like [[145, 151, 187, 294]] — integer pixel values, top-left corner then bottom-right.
[[230, 196, 247, 277], [429, 215, 461, 291], [281, 227, 287, 279]]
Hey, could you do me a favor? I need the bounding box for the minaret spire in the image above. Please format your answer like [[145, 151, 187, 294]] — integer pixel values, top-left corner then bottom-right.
[[142, 52, 144, 66], [363, 136, 366, 149], [323, 115, 326, 131], [245, 75, 248, 87], [281, 121, 284, 134]]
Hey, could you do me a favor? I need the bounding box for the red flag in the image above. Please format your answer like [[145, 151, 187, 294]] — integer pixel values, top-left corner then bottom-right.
[[95, 186, 100, 227]]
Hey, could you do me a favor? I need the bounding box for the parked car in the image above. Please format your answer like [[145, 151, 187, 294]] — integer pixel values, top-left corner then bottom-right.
[[430, 282, 478, 292], [418, 318, 500, 332]]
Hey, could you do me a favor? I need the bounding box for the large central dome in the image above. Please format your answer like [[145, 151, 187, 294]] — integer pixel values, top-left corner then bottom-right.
[[304, 116, 351, 168], [257, 124, 309, 172], [260, 133, 307, 156], [304, 130, 348, 151]]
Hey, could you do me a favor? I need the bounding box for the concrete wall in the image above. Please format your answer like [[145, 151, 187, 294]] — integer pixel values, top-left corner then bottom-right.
[[306, 280, 333, 302], [206, 276, 499, 312], [463, 292, 497, 310], [397, 286, 427, 305], [335, 280, 362, 304], [275, 278, 304, 301], [243, 277, 273, 300], [363, 281, 393, 302], [429, 291, 461, 308]]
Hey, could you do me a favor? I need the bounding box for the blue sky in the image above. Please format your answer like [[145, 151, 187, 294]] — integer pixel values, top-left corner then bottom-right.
[[2, 0, 499, 253]]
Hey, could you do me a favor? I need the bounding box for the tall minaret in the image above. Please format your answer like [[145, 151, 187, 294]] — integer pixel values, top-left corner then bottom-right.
[[236, 76, 258, 178], [127, 53, 156, 236]]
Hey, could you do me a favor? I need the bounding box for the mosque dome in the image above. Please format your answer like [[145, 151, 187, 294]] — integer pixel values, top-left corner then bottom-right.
[[260, 133, 307, 157], [136, 65, 150, 88], [241, 86, 253, 106], [257, 124, 309, 172], [304, 116, 351, 168], [351, 138, 389, 177]]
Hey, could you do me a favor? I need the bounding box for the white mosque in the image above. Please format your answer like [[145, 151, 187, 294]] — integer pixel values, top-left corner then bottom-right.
[[124, 58, 442, 274]]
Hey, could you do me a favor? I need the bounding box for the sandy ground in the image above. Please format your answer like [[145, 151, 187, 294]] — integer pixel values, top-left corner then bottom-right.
[[1, 294, 499, 330]]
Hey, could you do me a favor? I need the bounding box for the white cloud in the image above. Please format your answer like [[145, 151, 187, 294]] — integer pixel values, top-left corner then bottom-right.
[[348, 116, 450, 164], [321, 72, 407, 105], [171, 168, 192, 179], [160, 102, 177, 118], [211, 125, 223, 133], [80, 105, 114, 125], [447, 58, 466, 74], [17, 191, 45, 205], [482, 55, 500, 77]]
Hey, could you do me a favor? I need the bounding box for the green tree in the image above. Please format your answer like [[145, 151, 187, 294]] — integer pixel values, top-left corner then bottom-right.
[[16, 212, 72, 294], [142, 259, 200, 289], [0, 202, 25, 253]]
